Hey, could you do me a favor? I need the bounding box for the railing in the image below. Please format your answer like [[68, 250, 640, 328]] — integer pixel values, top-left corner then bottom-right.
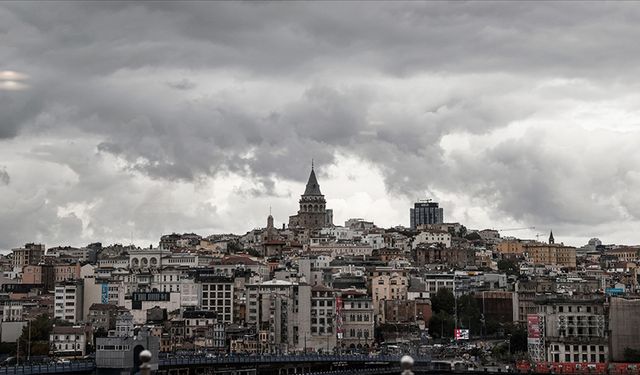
[[0, 354, 432, 373], [159, 354, 432, 367], [0, 361, 95, 374], [307, 367, 402, 375]]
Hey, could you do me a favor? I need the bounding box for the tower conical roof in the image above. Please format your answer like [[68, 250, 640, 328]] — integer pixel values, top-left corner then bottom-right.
[[303, 167, 323, 196]]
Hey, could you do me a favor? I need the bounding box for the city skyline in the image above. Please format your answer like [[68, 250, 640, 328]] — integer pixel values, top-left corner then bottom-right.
[[4, 2, 640, 249]]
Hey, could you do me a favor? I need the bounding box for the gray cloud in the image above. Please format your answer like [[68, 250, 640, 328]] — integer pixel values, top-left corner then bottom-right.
[[0, 167, 8, 185], [166, 78, 196, 91], [2, 2, 640, 247]]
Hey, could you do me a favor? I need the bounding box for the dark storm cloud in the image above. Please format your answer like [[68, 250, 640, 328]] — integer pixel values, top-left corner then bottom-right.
[[2, 1, 640, 247]]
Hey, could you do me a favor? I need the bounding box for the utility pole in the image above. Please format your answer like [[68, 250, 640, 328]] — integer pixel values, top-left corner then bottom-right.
[[482, 292, 486, 338], [453, 273, 458, 340], [27, 319, 31, 361]]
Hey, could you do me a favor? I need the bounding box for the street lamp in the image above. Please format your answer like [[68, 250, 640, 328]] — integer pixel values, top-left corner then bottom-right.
[[139, 350, 152, 375]]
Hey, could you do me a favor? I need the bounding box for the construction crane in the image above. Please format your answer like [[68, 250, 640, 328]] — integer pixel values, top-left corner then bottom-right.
[[495, 226, 535, 232]]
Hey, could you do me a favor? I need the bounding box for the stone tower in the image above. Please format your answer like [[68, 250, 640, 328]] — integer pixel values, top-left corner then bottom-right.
[[288, 164, 333, 229]]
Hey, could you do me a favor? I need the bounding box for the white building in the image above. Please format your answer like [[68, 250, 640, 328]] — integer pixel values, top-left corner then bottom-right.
[[412, 230, 451, 249], [49, 326, 90, 357], [2, 302, 22, 322], [362, 233, 385, 250], [54, 281, 84, 324], [128, 248, 170, 270]]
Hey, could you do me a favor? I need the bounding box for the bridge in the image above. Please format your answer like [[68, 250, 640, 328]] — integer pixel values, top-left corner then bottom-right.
[[159, 354, 432, 366], [0, 361, 95, 374], [157, 354, 432, 375], [0, 354, 506, 375]]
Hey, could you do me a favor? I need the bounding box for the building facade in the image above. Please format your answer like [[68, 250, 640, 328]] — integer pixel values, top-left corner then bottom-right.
[[54, 281, 84, 324], [195, 272, 234, 324], [12, 243, 45, 269], [339, 292, 374, 349], [532, 296, 608, 363], [410, 201, 443, 230]]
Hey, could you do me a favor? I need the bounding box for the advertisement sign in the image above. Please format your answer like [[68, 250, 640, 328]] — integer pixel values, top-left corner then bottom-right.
[[335, 296, 343, 334], [605, 288, 624, 296], [527, 314, 541, 344], [101, 283, 109, 304], [455, 329, 469, 340]]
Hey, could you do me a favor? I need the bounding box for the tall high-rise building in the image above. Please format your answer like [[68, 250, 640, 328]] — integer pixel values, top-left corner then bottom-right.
[[410, 200, 443, 229]]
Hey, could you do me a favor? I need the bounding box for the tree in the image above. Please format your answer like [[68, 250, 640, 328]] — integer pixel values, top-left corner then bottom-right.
[[227, 241, 242, 254], [428, 311, 455, 339], [18, 314, 54, 357], [509, 326, 528, 354], [456, 295, 482, 334], [431, 288, 455, 315], [497, 259, 520, 277], [465, 232, 482, 241]]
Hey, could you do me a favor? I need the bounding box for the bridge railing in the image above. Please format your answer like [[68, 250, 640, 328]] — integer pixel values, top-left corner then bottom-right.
[[159, 354, 431, 367], [0, 361, 95, 375]]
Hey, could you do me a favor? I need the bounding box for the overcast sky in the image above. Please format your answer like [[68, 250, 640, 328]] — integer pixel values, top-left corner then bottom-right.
[[2, 2, 640, 250]]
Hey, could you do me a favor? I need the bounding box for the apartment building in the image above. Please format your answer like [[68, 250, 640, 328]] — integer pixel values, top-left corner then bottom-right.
[[533, 296, 608, 363], [54, 281, 84, 324], [194, 272, 234, 324], [371, 272, 408, 316], [339, 291, 374, 349]]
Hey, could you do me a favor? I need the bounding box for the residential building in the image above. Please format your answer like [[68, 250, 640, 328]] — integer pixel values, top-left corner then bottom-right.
[[496, 240, 526, 256], [339, 292, 374, 349], [88, 303, 127, 332], [54, 280, 84, 324], [12, 243, 45, 269], [246, 280, 314, 353], [412, 230, 452, 248], [371, 272, 408, 316], [380, 299, 417, 324], [194, 272, 234, 324], [533, 296, 608, 363], [526, 243, 577, 269], [21, 264, 55, 291], [49, 325, 91, 357], [309, 285, 336, 350]]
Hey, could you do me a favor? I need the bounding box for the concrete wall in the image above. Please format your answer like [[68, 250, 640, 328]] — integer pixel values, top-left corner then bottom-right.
[[1, 321, 26, 342], [610, 297, 640, 361]]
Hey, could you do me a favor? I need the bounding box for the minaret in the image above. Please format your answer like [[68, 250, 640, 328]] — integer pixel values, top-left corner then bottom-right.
[[549, 230, 555, 244]]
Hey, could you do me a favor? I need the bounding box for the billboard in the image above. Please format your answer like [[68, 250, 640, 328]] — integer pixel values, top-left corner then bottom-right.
[[527, 314, 542, 344], [605, 288, 624, 296], [335, 296, 343, 335], [101, 283, 109, 304], [455, 329, 469, 340]]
